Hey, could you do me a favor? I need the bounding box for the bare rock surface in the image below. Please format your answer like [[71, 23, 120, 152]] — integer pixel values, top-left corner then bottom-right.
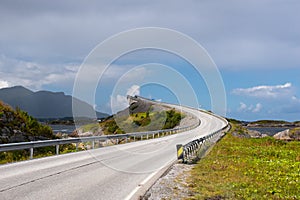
[[273, 128, 300, 141], [247, 129, 266, 138], [176, 111, 199, 129]]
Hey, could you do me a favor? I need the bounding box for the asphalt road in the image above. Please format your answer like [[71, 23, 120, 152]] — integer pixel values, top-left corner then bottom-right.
[[0, 105, 227, 200]]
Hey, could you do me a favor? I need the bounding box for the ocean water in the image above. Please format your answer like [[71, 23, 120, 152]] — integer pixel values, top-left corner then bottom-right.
[[49, 124, 76, 134], [247, 127, 288, 136]]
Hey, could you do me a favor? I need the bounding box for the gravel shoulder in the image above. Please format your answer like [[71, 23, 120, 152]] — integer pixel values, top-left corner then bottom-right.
[[143, 163, 194, 200]]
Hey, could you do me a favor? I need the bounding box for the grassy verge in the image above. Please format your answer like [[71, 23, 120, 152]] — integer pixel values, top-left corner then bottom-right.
[[187, 123, 300, 200], [0, 144, 77, 164]]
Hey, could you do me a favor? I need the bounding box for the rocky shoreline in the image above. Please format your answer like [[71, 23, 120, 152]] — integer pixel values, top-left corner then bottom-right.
[[240, 126, 300, 141], [245, 120, 300, 128], [273, 128, 300, 141]]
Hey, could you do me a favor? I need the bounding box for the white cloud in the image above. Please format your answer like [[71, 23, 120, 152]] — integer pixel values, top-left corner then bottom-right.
[[233, 83, 300, 119], [238, 102, 247, 111], [0, 80, 9, 89], [110, 95, 128, 113], [126, 84, 140, 96], [281, 97, 300, 114], [253, 103, 262, 113], [238, 102, 262, 113], [0, 55, 77, 90], [110, 85, 141, 113], [232, 83, 293, 99]]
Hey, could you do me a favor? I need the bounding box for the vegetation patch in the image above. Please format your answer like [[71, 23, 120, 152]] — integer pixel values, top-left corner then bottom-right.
[[0, 101, 76, 164], [250, 120, 289, 125], [187, 122, 300, 199], [99, 108, 184, 135], [0, 101, 55, 143]]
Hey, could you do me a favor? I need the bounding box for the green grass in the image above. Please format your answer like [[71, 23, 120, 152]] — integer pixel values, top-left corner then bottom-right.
[[80, 123, 100, 133], [0, 144, 77, 164], [290, 127, 300, 132], [187, 124, 300, 200]]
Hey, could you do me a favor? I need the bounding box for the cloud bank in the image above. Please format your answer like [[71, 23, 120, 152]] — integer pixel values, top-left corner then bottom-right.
[[233, 83, 300, 120], [0, 0, 299, 69], [232, 83, 293, 99]]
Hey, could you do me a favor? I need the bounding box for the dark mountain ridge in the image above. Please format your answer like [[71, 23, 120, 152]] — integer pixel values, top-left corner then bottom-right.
[[0, 86, 108, 119]]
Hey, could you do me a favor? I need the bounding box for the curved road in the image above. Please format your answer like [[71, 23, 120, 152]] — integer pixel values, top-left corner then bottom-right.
[[0, 104, 227, 200]]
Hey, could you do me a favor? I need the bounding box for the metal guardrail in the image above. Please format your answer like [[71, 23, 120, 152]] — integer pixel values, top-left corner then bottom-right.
[[124, 96, 231, 163], [0, 120, 201, 160], [177, 123, 230, 163]]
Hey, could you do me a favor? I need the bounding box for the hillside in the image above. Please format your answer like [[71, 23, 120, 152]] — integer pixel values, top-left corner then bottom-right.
[[0, 86, 108, 119], [73, 96, 189, 136], [0, 101, 56, 144]]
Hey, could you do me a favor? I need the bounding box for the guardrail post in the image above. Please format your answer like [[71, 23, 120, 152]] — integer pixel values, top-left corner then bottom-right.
[[30, 147, 33, 159], [76, 143, 79, 151], [147, 134, 149, 140], [92, 141, 95, 149], [56, 144, 59, 155]]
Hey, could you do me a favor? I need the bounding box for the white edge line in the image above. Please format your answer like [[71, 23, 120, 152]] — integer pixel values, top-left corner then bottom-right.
[[124, 171, 157, 200]]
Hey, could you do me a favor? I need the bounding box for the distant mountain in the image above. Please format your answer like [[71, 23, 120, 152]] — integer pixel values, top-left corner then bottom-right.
[[0, 86, 109, 119]]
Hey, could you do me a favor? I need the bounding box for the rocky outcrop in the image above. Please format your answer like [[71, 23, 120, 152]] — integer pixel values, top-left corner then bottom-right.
[[72, 96, 197, 137], [232, 126, 268, 139], [71, 126, 103, 137], [273, 128, 300, 141], [247, 129, 268, 138]]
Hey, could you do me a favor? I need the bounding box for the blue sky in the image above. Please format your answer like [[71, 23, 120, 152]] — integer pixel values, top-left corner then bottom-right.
[[0, 0, 299, 121]]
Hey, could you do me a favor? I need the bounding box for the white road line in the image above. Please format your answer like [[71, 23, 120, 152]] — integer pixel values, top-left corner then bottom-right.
[[124, 171, 157, 200]]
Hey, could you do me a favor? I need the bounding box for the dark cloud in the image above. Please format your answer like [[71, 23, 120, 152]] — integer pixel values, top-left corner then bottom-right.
[[1, 0, 300, 120], [0, 1, 300, 93], [0, 0, 299, 69]]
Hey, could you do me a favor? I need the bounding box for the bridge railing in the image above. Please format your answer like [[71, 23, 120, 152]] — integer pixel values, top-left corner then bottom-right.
[[177, 122, 230, 163], [0, 120, 200, 160]]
